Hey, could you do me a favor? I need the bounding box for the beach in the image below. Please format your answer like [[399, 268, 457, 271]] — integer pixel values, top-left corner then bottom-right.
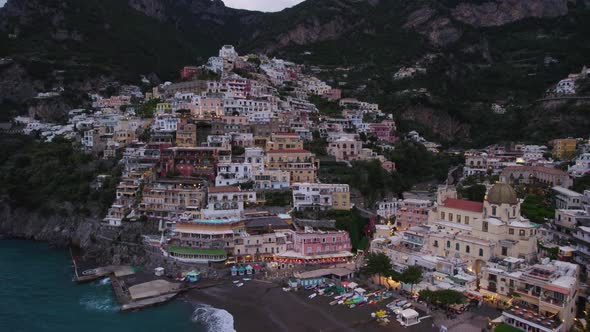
[[186, 278, 436, 332]]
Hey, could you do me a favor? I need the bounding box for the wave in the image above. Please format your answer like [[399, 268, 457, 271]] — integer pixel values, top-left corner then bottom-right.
[[79, 294, 119, 312], [192, 304, 236, 332], [96, 277, 111, 286]]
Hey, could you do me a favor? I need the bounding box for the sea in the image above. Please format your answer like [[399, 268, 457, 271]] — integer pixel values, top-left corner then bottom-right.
[[0, 239, 235, 332]]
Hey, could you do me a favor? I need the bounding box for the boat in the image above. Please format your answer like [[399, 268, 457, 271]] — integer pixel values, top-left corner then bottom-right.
[[349, 304, 356, 308], [233, 280, 240, 284], [236, 283, 244, 287], [375, 310, 388, 318], [329, 300, 339, 306], [308, 293, 317, 299], [402, 303, 412, 309], [243, 278, 251, 281], [282, 287, 291, 292]]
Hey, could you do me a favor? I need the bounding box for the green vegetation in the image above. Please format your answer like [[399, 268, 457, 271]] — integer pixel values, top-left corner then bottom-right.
[[397, 266, 423, 293], [309, 95, 343, 118], [262, 191, 292, 206], [361, 252, 394, 285], [521, 194, 555, 223], [573, 175, 590, 193], [495, 323, 523, 332], [459, 184, 487, 202], [136, 98, 160, 118], [304, 130, 328, 156], [418, 289, 465, 307], [0, 134, 119, 215], [231, 146, 245, 156]]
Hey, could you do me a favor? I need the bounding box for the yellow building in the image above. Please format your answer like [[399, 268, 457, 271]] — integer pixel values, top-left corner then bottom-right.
[[266, 149, 317, 183], [551, 138, 577, 159], [156, 102, 172, 113], [266, 133, 303, 151], [176, 123, 197, 147], [292, 183, 351, 211]]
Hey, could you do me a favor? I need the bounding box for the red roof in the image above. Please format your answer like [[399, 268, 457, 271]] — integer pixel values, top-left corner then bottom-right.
[[208, 186, 242, 193], [442, 198, 483, 213], [267, 149, 311, 154], [273, 132, 299, 136], [502, 166, 567, 176]]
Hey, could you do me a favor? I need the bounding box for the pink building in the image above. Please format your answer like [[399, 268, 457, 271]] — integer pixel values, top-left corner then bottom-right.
[[322, 88, 342, 101], [395, 199, 432, 230], [327, 137, 362, 161], [382, 161, 396, 173], [275, 229, 353, 264], [180, 66, 200, 80], [369, 120, 397, 143], [101, 95, 131, 108]]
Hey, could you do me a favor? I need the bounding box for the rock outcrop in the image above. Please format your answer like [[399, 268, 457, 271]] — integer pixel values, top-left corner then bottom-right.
[[452, 0, 569, 27]]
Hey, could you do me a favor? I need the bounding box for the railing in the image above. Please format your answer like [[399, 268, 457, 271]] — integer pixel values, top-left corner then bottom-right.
[[540, 297, 564, 307]]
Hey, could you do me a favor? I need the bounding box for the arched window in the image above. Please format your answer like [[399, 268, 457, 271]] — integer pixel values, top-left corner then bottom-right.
[[455, 243, 460, 251], [446, 241, 451, 248], [466, 245, 470, 253], [479, 248, 484, 257]]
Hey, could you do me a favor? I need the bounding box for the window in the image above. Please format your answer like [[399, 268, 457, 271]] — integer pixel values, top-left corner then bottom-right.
[[501, 247, 508, 256], [482, 221, 489, 232], [449, 213, 453, 222], [513, 207, 516, 216], [479, 248, 484, 257], [441, 212, 445, 220], [466, 245, 470, 253], [433, 240, 439, 247], [509, 228, 514, 235], [455, 243, 460, 251], [519, 230, 525, 236], [492, 206, 497, 216], [465, 216, 470, 224], [457, 215, 461, 223], [447, 241, 451, 248]]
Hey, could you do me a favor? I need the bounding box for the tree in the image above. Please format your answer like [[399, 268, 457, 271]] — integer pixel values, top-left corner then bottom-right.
[[418, 289, 465, 308], [362, 252, 393, 286], [399, 265, 423, 293], [460, 184, 487, 202]]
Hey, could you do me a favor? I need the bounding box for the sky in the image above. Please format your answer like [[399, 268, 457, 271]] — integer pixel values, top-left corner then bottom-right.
[[0, 0, 305, 12], [223, 0, 305, 12]]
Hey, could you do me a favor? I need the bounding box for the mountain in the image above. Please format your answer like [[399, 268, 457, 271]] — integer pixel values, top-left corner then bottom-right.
[[1, 0, 590, 145]]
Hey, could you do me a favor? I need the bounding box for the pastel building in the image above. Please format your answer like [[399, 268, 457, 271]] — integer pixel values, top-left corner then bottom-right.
[[160, 147, 229, 181], [327, 137, 362, 161], [395, 199, 433, 229], [292, 183, 351, 211], [550, 138, 577, 159], [480, 259, 579, 332], [275, 228, 353, 264], [569, 153, 590, 177], [266, 149, 317, 183]]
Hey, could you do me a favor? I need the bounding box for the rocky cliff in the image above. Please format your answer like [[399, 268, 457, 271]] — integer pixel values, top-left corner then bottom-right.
[[452, 0, 569, 27]]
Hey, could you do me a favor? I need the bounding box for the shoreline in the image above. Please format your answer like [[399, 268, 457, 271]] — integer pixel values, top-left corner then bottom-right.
[[184, 278, 436, 332]]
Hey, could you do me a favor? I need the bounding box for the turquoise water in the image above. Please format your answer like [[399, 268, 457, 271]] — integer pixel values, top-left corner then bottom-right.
[[0, 239, 205, 332]]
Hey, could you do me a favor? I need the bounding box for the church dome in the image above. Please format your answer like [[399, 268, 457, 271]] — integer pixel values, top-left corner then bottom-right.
[[486, 183, 518, 205]]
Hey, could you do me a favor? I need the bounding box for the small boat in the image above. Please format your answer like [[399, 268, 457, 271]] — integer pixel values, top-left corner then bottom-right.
[[375, 310, 388, 318], [233, 280, 240, 284], [329, 300, 339, 306], [308, 293, 317, 299], [236, 283, 244, 287], [282, 287, 291, 292], [242, 278, 251, 281], [334, 295, 343, 300], [349, 304, 356, 308]]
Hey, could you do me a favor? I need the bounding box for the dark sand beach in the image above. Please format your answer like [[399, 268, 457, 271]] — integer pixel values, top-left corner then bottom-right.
[[186, 279, 435, 332]]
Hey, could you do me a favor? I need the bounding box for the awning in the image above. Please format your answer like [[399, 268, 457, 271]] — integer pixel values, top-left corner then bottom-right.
[[544, 284, 570, 295]]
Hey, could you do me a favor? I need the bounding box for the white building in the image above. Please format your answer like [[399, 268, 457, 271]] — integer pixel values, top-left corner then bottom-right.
[[569, 153, 590, 177], [375, 199, 403, 220], [215, 163, 255, 187], [292, 183, 351, 211], [555, 78, 576, 95]]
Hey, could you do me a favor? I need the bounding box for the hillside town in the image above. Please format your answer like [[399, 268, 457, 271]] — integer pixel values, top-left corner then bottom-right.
[[7, 45, 590, 332]]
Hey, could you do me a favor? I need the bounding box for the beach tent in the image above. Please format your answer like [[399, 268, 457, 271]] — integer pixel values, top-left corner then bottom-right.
[[400, 309, 419, 326], [154, 267, 165, 276], [346, 282, 358, 289], [252, 264, 262, 273], [230, 266, 238, 276], [354, 287, 366, 295], [245, 265, 253, 275], [237, 266, 246, 276], [185, 270, 200, 282]]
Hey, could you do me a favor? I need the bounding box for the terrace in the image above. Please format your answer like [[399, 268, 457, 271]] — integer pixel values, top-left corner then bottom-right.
[[502, 306, 563, 332]]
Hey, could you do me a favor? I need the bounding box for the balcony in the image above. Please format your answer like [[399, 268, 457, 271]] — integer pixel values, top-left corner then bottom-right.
[[540, 297, 564, 308]]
